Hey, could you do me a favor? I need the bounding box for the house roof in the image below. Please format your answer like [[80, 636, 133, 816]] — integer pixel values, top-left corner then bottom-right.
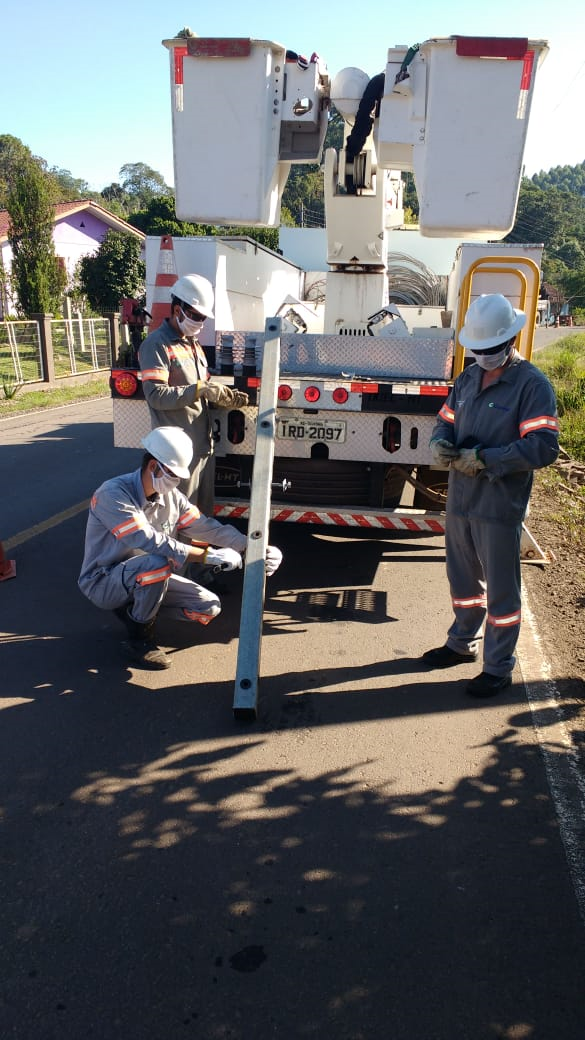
[[541, 281, 565, 303], [0, 199, 145, 242]]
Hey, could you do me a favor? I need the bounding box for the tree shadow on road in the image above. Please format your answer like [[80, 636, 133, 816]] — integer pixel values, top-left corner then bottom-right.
[[2, 512, 585, 1039]]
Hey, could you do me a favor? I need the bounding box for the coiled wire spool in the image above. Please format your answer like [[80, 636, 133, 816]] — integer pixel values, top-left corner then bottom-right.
[[387, 252, 447, 306]]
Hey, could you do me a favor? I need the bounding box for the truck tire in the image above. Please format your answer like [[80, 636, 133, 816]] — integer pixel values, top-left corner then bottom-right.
[[412, 465, 448, 510]]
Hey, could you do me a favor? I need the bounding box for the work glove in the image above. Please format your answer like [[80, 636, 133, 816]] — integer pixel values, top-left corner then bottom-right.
[[204, 547, 243, 572], [198, 381, 249, 408], [265, 545, 283, 577], [430, 438, 460, 467], [450, 447, 486, 477]]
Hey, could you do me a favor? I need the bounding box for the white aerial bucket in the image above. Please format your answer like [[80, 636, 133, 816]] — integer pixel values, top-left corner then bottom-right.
[[377, 36, 549, 238]]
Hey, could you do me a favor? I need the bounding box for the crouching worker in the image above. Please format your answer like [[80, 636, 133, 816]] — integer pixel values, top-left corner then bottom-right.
[[78, 427, 283, 670]]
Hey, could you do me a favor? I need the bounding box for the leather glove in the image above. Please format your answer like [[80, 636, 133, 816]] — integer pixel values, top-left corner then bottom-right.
[[204, 547, 243, 572], [450, 447, 485, 476], [198, 381, 249, 408], [430, 438, 460, 467], [265, 545, 283, 577]]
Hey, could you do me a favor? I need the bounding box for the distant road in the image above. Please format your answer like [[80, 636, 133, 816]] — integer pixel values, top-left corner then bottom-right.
[[533, 325, 580, 351]]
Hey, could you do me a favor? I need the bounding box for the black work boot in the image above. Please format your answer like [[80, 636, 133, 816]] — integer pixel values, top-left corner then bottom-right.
[[114, 609, 171, 670]]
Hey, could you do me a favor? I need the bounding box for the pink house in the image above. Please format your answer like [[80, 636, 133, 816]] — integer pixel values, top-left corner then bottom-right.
[[0, 200, 145, 318]]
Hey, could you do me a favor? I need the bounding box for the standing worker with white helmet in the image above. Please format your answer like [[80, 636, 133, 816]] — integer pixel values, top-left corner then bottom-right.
[[78, 427, 283, 669], [421, 293, 559, 697], [139, 274, 249, 515]]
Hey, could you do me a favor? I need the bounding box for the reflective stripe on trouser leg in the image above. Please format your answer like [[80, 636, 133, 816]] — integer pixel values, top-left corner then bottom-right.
[[82, 554, 170, 622], [157, 573, 222, 624], [448, 514, 521, 675], [445, 513, 486, 657], [481, 522, 521, 676]]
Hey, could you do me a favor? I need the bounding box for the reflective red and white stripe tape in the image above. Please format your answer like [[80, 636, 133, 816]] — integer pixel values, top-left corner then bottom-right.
[[213, 504, 445, 532]]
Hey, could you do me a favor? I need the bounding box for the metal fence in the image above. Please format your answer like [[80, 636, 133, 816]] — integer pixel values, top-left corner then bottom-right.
[[0, 321, 43, 383], [0, 318, 114, 385]]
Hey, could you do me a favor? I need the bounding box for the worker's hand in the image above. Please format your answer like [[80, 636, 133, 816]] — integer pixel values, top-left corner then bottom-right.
[[199, 381, 249, 408], [205, 547, 243, 571], [430, 438, 460, 467], [450, 447, 485, 476], [265, 545, 283, 576]]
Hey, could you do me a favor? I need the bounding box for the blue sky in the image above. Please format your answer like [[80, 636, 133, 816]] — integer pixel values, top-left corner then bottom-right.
[[2, 1, 584, 192]]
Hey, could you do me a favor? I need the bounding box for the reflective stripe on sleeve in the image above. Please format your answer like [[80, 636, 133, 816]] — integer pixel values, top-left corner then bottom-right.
[[112, 515, 145, 539], [177, 506, 201, 529], [141, 367, 169, 383], [438, 403, 455, 424], [519, 415, 559, 436]]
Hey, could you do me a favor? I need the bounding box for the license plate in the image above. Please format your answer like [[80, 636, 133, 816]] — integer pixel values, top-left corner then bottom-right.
[[276, 418, 346, 443]]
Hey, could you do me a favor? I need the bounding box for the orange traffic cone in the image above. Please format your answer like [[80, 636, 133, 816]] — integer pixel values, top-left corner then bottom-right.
[[149, 235, 178, 331], [0, 540, 16, 581]]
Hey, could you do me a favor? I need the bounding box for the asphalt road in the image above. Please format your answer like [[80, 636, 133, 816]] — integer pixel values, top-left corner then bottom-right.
[[532, 325, 579, 351], [1, 400, 584, 1040]]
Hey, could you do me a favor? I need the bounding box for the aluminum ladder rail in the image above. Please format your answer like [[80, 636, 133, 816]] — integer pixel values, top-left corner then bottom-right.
[[233, 317, 282, 721]]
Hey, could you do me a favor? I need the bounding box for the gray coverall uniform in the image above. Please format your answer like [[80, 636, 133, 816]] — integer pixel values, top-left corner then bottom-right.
[[78, 469, 246, 625], [431, 351, 559, 676], [139, 320, 216, 515]]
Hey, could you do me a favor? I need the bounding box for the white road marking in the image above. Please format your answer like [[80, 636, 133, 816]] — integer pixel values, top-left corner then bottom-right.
[[4, 501, 90, 550], [519, 586, 585, 925]]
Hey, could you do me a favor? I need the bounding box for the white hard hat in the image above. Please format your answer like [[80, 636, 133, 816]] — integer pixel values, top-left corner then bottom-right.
[[459, 294, 526, 351], [172, 273, 215, 319], [141, 427, 193, 479]]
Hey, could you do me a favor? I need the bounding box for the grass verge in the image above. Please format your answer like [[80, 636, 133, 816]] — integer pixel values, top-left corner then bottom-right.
[[535, 332, 585, 463], [532, 332, 585, 553], [0, 378, 110, 418]]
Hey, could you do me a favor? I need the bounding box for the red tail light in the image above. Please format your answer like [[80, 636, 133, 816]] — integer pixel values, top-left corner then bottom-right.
[[278, 384, 293, 401], [332, 387, 349, 404], [304, 386, 320, 403], [113, 371, 138, 397]]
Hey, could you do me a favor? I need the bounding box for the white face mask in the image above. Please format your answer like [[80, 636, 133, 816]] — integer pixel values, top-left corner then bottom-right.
[[471, 346, 510, 371], [177, 310, 204, 338], [151, 467, 181, 494]]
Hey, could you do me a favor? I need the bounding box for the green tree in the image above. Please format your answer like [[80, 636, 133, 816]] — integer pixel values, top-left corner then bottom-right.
[[7, 160, 66, 316], [119, 163, 172, 212], [101, 182, 131, 218], [531, 161, 585, 197], [49, 167, 101, 202], [214, 225, 280, 250], [325, 110, 345, 152], [128, 194, 210, 236], [128, 193, 281, 249], [0, 135, 39, 208], [506, 180, 585, 286], [282, 165, 325, 227], [402, 173, 419, 222], [560, 266, 585, 312], [77, 230, 145, 313]]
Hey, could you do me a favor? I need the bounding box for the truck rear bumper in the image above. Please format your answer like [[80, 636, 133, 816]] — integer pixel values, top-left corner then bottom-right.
[[213, 499, 447, 533]]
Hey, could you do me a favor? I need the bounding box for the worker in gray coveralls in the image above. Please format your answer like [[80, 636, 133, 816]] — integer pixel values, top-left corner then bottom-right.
[[78, 427, 282, 670], [139, 274, 248, 516], [422, 293, 559, 698]]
